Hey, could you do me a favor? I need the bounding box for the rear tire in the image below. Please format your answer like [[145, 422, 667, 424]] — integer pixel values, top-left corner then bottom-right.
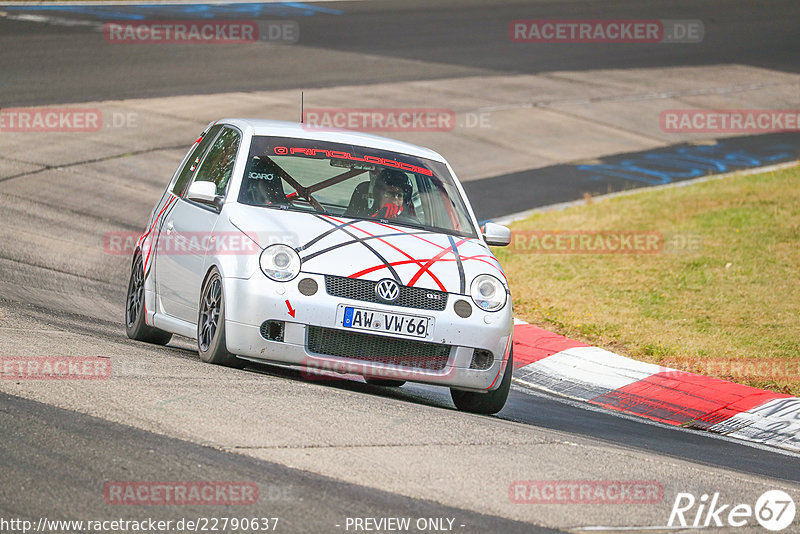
[[450, 349, 513, 415], [364, 378, 406, 387], [197, 268, 244, 368], [125, 254, 172, 345]]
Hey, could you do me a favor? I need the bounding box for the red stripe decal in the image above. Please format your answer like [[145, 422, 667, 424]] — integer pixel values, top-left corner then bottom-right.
[[139, 194, 177, 250], [486, 335, 514, 390], [142, 195, 177, 274], [512, 323, 589, 369], [367, 220, 506, 279], [321, 215, 448, 291], [588, 371, 791, 426], [407, 238, 467, 287], [349, 258, 462, 280], [139, 195, 178, 326]]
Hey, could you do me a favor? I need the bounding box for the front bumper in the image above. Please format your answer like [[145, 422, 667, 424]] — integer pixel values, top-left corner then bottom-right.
[[222, 272, 513, 392]]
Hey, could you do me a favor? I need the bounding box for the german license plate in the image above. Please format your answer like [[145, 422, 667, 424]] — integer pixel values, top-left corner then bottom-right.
[[342, 306, 431, 338]]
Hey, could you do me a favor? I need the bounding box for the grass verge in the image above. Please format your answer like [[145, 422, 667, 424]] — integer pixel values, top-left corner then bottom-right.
[[496, 164, 800, 395]]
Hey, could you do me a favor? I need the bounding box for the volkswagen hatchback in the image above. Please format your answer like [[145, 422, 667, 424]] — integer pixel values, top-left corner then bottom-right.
[[125, 119, 514, 414]]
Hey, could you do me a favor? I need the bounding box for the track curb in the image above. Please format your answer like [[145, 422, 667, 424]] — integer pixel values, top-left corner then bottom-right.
[[511, 319, 800, 453]]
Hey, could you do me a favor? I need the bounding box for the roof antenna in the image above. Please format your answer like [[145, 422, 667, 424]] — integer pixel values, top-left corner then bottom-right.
[[300, 91, 304, 123]]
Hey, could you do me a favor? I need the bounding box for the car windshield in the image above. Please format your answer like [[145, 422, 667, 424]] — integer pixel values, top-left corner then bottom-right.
[[238, 136, 477, 238]]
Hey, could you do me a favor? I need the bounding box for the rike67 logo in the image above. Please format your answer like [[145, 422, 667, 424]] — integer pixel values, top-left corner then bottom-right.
[[668, 490, 796, 531]]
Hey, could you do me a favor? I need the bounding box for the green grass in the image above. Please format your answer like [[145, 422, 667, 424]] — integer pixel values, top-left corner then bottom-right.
[[497, 164, 800, 394]]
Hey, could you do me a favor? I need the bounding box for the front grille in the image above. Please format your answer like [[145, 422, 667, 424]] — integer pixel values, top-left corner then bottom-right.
[[307, 326, 451, 371], [324, 275, 447, 311]]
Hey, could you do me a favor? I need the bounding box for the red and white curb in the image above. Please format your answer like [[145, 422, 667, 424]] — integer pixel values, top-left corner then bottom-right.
[[511, 319, 800, 453]]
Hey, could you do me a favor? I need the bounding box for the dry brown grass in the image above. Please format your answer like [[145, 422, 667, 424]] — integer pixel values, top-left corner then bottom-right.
[[496, 165, 800, 394]]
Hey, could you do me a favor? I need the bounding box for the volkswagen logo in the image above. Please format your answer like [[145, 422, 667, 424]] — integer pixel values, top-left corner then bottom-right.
[[375, 279, 400, 302]]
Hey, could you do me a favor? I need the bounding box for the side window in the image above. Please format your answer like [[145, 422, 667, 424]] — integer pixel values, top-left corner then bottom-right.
[[172, 124, 222, 196], [192, 128, 241, 197]]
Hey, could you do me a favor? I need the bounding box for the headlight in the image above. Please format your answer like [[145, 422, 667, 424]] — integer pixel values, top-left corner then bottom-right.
[[470, 274, 507, 312], [259, 244, 301, 282]]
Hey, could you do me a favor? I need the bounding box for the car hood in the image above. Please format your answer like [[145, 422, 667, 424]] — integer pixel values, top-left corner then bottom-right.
[[227, 204, 505, 294]]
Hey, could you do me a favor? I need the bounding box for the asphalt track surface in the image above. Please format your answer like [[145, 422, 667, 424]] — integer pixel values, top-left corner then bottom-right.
[[465, 132, 800, 221], [0, 393, 555, 534], [1, 1, 799, 532], [0, 0, 798, 106]]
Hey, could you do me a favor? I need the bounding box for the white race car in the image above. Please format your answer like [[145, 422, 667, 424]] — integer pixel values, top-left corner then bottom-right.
[[125, 119, 514, 414]]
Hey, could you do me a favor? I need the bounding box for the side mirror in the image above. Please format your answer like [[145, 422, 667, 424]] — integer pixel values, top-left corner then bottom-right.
[[482, 222, 511, 247], [187, 181, 223, 210]]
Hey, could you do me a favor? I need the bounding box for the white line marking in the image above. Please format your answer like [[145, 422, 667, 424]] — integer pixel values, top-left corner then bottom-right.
[[517, 345, 665, 393]]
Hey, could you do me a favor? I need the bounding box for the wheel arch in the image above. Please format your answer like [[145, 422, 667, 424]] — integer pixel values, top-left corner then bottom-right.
[[198, 262, 227, 320], [130, 247, 142, 267], [200, 262, 224, 293]]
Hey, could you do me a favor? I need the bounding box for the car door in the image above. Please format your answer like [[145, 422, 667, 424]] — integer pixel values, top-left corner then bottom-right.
[[156, 126, 241, 324], [150, 125, 221, 320]]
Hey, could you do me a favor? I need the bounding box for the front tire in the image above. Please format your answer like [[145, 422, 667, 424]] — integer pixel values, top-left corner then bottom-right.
[[197, 268, 243, 368], [450, 348, 513, 415], [125, 254, 172, 345]]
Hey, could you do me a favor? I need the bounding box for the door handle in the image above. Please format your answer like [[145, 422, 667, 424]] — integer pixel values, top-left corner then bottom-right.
[[165, 221, 174, 233]]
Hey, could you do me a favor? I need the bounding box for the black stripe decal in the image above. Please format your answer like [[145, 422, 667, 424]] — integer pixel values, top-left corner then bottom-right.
[[302, 230, 432, 263], [312, 216, 401, 283], [299, 218, 359, 252], [448, 235, 466, 294]]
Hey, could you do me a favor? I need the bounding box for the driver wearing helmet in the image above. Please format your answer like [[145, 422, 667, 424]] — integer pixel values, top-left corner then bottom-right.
[[371, 168, 413, 220]]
